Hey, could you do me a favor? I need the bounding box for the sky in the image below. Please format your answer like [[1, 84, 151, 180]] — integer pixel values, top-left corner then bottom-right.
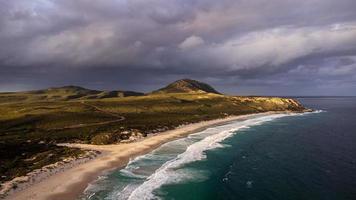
[[1, 0, 356, 95]]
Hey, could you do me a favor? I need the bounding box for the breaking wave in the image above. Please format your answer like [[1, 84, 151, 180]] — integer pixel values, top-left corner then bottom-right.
[[126, 113, 307, 200]]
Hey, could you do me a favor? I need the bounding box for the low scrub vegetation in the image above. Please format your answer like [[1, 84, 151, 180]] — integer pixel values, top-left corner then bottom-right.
[[0, 89, 305, 183]]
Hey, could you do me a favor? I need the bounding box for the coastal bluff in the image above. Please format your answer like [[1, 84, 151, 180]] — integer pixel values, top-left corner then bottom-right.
[[0, 79, 307, 199]]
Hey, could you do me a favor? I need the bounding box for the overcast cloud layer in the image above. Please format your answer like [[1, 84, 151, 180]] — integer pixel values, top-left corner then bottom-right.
[[1, 0, 356, 95]]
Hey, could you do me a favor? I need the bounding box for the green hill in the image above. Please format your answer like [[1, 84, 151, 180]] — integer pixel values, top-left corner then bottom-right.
[[0, 86, 144, 103], [152, 79, 221, 94], [29, 86, 101, 100]]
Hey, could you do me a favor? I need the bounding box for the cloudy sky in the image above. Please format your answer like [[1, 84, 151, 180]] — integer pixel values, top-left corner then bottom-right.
[[1, 0, 356, 95]]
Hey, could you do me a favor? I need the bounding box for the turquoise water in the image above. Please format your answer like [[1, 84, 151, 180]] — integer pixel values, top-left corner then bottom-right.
[[81, 98, 356, 200]]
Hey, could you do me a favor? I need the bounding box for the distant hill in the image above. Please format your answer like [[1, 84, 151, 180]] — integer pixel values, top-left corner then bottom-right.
[[0, 86, 144, 103], [28, 86, 101, 100], [152, 79, 221, 94], [0, 79, 221, 103]]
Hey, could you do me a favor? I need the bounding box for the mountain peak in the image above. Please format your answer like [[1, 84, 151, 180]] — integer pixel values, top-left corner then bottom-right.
[[153, 79, 220, 94]]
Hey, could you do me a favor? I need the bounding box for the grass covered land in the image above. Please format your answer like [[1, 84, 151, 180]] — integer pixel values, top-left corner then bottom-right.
[[0, 80, 306, 184]]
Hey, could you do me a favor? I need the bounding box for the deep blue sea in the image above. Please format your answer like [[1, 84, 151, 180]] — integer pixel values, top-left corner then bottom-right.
[[81, 97, 356, 200]]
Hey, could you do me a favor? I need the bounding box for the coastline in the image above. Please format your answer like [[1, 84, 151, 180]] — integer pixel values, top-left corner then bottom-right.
[[4, 111, 296, 200]]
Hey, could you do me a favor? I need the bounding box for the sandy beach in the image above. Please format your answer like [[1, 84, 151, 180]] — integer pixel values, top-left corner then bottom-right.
[[4, 111, 285, 200]]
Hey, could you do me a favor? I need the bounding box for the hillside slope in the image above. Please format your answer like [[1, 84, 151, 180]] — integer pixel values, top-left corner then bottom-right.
[[152, 79, 221, 94], [0, 86, 144, 103]]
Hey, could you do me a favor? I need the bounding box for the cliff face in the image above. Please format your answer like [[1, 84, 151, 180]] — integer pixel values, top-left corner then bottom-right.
[[236, 97, 306, 112]]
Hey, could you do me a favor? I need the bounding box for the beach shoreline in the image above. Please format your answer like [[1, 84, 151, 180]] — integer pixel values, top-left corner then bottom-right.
[[3, 111, 296, 200]]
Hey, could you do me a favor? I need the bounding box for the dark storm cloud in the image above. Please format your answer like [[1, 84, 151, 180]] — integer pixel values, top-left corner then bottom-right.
[[1, 0, 356, 95]]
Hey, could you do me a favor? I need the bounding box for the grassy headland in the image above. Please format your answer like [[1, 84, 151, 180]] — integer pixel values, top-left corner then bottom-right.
[[0, 79, 306, 184]]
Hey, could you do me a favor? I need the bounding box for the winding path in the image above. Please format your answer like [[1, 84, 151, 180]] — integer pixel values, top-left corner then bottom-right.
[[46, 102, 125, 131]]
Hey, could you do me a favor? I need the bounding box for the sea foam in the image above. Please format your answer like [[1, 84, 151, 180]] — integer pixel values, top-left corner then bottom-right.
[[126, 113, 297, 200], [83, 111, 322, 200]]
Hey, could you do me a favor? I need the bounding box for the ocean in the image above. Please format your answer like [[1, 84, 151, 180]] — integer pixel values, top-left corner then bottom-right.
[[81, 97, 356, 200]]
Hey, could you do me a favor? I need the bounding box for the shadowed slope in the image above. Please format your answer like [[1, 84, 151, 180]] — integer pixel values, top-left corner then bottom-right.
[[152, 79, 221, 94], [0, 86, 144, 103]]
